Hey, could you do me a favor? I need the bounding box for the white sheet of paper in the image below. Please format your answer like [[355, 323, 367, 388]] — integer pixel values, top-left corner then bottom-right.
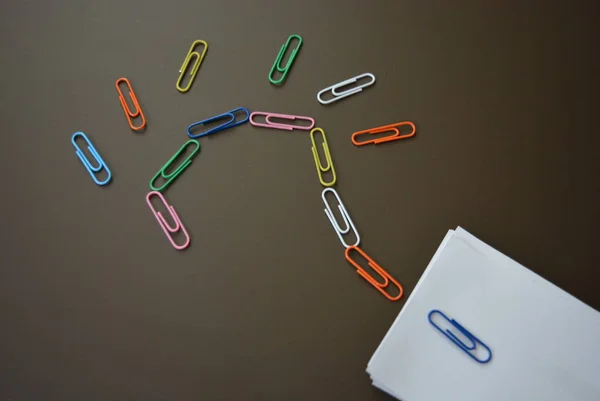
[[367, 228, 600, 401]]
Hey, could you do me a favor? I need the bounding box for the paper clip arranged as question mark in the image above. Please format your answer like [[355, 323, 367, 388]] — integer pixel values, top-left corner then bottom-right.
[[345, 246, 403, 301], [321, 188, 360, 248], [352, 121, 416, 146], [149, 140, 200, 192], [187, 107, 250, 139], [146, 191, 191, 250], [249, 112, 315, 131], [310, 128, 336, 187], [71, 132, 112, 186], [317, 73, 376, 105], [115, 78, 146, 131], [428, 310, 493, 364], [176, 40, 208, 93], [268, 34, 302, 85]]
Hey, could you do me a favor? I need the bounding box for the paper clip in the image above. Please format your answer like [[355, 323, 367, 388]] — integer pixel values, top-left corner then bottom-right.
[[146, 191, 190, 250], [71, 132, 112, 186], [268, 34, 302, 85], [317, 73, 376, 105], [249, 112, 315, 131], [176, 40, 208, 93], [115, 78, 146, 131], [187, 107, 250, 139], [352, 122, 416, 146], [321, 188, 360, 248], [310, 128, 336, 187], [428, 310, 492, 364], [345, 246, 403, 301], [149, 140, 200, 192]]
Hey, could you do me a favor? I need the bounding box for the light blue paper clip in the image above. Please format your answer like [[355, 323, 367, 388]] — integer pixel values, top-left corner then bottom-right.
[[428, 309, 492, 364], [187, 107, 250, 139], [71, 132, 112, 186]]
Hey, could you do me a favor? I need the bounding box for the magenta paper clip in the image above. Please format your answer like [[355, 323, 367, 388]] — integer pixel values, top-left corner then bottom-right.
[[249, 112, 315, 131], [146, 191, 191, 250]]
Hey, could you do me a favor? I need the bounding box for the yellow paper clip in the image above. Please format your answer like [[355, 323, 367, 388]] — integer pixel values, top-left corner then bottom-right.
[[176, 40, 208, 93], [310, 128, 337, 187]]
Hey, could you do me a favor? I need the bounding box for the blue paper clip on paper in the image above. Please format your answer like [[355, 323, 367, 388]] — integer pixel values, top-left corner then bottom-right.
[[71, 132, 112, 186], [428, 310, 492, 364], [187, 107, 250, 139]]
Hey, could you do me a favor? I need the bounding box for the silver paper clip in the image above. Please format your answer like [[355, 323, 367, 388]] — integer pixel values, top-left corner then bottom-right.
[[428, 310, 492, 364], [317, 73, 376, 105], [321, 188, 360, 248]]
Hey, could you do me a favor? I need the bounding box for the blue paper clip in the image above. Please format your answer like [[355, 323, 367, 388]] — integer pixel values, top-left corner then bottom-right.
[[71, 132, 112, 186], [187, 107, 250, 139], [428, 310, 492, 364]]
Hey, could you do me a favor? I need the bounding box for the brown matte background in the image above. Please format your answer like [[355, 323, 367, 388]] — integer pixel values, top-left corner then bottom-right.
[[1, 1, 599, 400]]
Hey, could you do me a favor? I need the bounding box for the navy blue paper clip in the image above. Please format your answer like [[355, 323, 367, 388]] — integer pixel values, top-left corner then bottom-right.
[[71, 132, 112, 186], [187, 107, 250, 139], [428, 310, 492, 364]]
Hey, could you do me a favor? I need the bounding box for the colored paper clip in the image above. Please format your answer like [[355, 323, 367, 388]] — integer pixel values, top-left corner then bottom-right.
[[249, 112, 315, 131], [115, 78, 146, 131], [268, 34, 302, 85], [310, 128, 336, 187], [317, 73, 376, 105], [321, 188, 360, 248], [352, 121, 416, 146], [176, 40, 208, 93], [149, 140, 200, 192], [345, 246, 403, 301], [187, 107, 250, 139], [146, 191, 190, 250], [71, 132, 112, 186], [428, 310, 492, 364]]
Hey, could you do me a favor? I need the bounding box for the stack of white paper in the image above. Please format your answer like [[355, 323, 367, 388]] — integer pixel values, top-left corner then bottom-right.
[[367, 227, 600, 401]]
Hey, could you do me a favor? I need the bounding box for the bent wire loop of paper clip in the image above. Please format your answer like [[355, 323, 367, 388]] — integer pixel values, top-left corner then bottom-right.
[[321, 188, 360, 248], [187, 107, 250, 139], [116, 78, 146, 131], [146, 191, 190, 250], [269, 34, 302, 85], [249, 112, 315, 131], [428, 310, 493, 364], [176, 40, 208, 93], [149, 140, 200, 192], [345, 246, 404, 301], [310, 128, 336, 187], [352, 121, 416, 146], [71, 132, 112, 186], [317, 73, 376, 105]]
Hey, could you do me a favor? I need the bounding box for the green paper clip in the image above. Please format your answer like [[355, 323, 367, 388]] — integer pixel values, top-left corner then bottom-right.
[[268, 34, 302, 85], [150, 140, 200, 192]]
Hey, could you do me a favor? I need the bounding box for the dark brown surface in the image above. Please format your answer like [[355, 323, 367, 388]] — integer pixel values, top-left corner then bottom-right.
[[1, 1, 599, 400]]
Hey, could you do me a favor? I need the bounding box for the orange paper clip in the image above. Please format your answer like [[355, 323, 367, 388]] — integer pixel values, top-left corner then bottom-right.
[[116, 78, 146, 131], [351, 121, 415, 146], [345, 246, 403, 301]]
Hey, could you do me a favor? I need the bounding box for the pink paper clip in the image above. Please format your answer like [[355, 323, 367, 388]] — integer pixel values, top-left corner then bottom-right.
[[146, 191, 191, 250], [249, 112, 315, 131]]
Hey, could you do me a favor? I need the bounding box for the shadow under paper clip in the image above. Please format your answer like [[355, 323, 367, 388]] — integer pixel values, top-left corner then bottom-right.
[[428, 310, 492, 364]]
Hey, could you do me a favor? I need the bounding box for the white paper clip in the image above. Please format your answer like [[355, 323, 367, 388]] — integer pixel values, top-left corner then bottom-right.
[[317, 73, 376, 105], [321, 188, 360, 248]]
